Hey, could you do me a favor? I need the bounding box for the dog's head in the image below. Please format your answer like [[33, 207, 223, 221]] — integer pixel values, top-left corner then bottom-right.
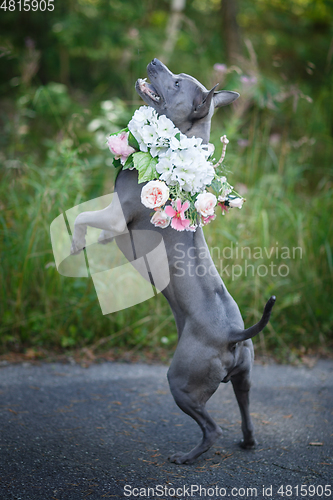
[[135, 58, 239, 133]]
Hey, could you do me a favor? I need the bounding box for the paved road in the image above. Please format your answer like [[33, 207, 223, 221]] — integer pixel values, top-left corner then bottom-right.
[[0, 360, 332, 499]]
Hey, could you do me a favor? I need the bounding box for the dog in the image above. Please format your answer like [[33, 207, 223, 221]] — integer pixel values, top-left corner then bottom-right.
[[70, 58, 276, 464]]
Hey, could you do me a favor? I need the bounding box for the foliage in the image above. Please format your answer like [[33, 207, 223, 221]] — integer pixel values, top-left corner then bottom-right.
[[0, 0, 332, 360]]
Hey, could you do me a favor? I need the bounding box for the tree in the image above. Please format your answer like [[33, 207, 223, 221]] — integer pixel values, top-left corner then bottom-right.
[[160, 0, 186, 64], [221, 0, 243, 63]]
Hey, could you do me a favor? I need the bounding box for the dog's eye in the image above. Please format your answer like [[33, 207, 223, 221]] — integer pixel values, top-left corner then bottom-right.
[[174, 81, 180, 88]]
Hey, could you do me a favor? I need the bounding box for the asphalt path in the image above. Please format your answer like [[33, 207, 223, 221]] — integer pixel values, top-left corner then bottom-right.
[[0, 360, 332, 500]]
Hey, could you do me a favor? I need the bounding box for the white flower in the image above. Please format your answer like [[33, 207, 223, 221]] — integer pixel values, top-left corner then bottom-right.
[[155, 114, 178, 140], [156, 156, 174, 184], [207, 143, 215, 156], [195, 192, 217, 217], [141, 124, 159, 146], [186, 224, 197, 232], [218, 187, 232, 202], [217, 177, 232, 201], [171, 133, 201, 151], [129, 106, 215, 192], [141, 180, 170, 209], [184, 135, 203, 148], [128, 106, 158, 149], [150, 144, 169, 158], [172, 168, 195, 191], [138, 140, 149, 153], [150, 209, 170, 228], [228, 197, 244, 209], [190, 158, 215, 193], [131, 106, 155, 126]]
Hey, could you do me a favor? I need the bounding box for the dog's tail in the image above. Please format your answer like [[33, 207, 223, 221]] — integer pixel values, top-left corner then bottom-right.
[[230, 296, 276, 343]]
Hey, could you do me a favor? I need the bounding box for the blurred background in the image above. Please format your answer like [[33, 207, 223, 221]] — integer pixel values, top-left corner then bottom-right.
[[0, 0, 332, 363]]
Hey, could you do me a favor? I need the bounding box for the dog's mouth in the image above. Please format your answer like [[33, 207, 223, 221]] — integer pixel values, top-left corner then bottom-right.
[[136, 78, 162, 103]]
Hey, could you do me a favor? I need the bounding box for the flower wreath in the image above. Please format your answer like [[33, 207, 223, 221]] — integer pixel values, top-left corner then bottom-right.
[[107, 106, 244, 232]]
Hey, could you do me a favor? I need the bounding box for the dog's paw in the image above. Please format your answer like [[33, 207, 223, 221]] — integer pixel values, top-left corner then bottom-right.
[[70, 241, 85, 255], [70, 226, 87, 255], [70, 236, 86, 255], [168, 452, 195, 465], [239, 438, 257, 450]]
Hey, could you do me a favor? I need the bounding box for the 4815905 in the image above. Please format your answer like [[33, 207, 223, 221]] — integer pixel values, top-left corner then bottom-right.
[[277, 484, 332, 497], [0, 0, 54, 11]]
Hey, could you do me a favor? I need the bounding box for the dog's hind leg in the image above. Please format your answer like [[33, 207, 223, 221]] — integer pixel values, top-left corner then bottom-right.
[[231, 370, 257, 449], [167, 361, 223, 465]]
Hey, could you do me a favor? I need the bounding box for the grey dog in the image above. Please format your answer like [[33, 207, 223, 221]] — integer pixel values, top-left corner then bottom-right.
[[71, 59, 276, 465]]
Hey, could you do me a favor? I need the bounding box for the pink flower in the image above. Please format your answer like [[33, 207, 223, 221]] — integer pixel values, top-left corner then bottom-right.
[[214, 63, 227, 73], [107, 131, 135, 165], [165, 199, 191, 231], [240, 75, 257, 86], [202, 214, 216, 226], [218, 201, 230, 215], [150, 209, 170, 229], [195, 192, 217, 217], [141, 180, 170, 209]]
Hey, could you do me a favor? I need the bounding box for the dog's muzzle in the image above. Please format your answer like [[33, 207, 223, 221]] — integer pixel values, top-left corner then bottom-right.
[[136, 78, 161, 102]]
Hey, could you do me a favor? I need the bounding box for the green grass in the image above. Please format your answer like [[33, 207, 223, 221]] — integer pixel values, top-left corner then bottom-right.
[[0, 81, 332, 362]]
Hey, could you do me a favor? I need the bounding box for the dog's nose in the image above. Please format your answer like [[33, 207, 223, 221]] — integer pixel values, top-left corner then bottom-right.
[[151, 58, 157, 65]]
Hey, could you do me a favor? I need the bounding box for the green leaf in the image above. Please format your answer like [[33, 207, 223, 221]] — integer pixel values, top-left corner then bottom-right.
[[133, 152, 158, 183], [211, 178, 221, 193], [112, 158, 122, 168], [128, 132, 139, 151], [109, 127, 128, 137], [175, 132, 181, 141], [122, 153, 134, 170]]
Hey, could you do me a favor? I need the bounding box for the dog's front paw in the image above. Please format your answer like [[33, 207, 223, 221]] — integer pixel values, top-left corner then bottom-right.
[[70, 226, 87, 255], [239, 438, 257, 450], [70, 240, 84, 255]]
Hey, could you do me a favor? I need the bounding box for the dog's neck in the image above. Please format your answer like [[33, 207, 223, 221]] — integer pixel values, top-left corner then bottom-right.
[[185, 120, 211, 144], [173, 115, 212, 145]]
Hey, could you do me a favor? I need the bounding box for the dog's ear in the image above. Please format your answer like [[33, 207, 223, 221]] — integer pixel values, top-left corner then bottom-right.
[[191, 84, 219, 120], [213, 90, 240, 108]]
